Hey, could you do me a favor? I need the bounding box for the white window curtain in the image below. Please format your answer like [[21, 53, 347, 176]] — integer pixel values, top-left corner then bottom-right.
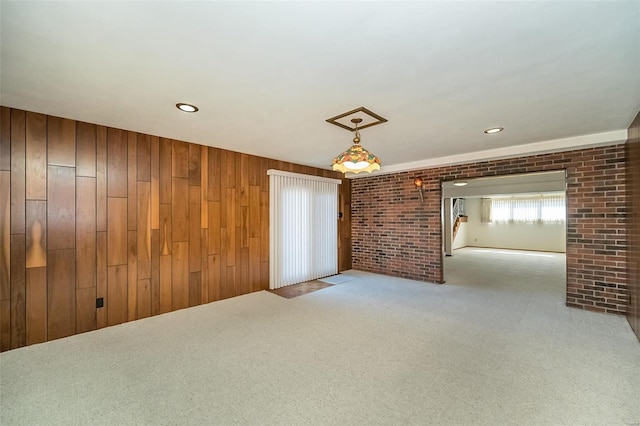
[[490, 195, 566, 223], [268, 170, 341, 289]]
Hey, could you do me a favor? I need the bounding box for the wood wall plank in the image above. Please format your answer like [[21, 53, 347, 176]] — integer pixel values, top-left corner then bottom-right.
[[11, 109, 25, 234], [76, 286, 96, 334], [25, 112, 47, 200], [225, 189, 236, 266], [171, 241, 189, 310], [0, 107, 10, 171], [249, 186, 261, 239], [76, 122, 96, 177], [159, 255, 171, 314], [189, 271, 201, 307], [260, 158, 269, 192], [107, 264, 127, 326], [225, 151, 236, 189], [249, 155, 260, 186], [107, 128, 127, 198], [338, 178, 352, 271], [76, 177, 96, 288], [151, 136, 160, 229], [201, 230, 208, 304], [159, 138, 172, 204], [237, 247, 249, 295], [201, 146, 208, 228], [151, 229, 160, 316], [107, 197, 127, 266], [239, 206, 248, 249], [137, 182, 151, 279], [96, 231, 107, 328], [239, 153, 249, 207], [260, 191, 269, 262], [137, 133, 151, 182], [172, 140, 189, 178], [188, 143, 201, 186], [47, 116, 75, 167], [47, 166, 75, 250], [249, 238, 261, 292], [160, 203, 172, 255], [0, 172, 9, 301], [208, 201, 221, 255], [220, 153, 227, 229], [26, 200, 47, 268], [223, 266, 236, 300], [172, 178, 189, 242], [208, 147, 221, 202], [10, 235, 26, 348], [47, 248, 75, 340], [189, 186, 201, 272], [127, 230, 137, 322], [137, 279, 151, 318], [127, 132, 137, 231], [219, 252, 227, 300], [0, 300, 10, 351], [260, 261, 269, 291], [208, 255, 220, 302], [96, 126, 107, 231]]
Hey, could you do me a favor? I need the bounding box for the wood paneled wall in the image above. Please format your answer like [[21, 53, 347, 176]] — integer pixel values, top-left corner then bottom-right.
[[0, 107, 351, 351], [626, 111, 640, 340]]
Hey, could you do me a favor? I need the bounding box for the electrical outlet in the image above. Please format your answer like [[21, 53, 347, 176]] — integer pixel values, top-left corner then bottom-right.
[[96, 297, 104, 308]]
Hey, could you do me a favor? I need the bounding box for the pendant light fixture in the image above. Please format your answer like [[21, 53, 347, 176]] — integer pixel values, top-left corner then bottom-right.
[[331, 118, 381, 174]]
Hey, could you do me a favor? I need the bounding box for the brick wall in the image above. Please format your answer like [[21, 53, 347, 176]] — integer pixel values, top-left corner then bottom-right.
[[352, 144, 627, 315]]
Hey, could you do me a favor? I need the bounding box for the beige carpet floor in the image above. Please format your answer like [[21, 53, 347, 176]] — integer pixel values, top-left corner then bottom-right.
[[1, 248, 638, 425]]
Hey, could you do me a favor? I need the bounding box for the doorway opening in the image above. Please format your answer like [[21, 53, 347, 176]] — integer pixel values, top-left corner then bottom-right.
[[441, 171, 567, 302]]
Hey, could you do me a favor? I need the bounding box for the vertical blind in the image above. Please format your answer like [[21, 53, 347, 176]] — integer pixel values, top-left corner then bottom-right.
[[489, 195, 566, 223], [268, 170, 341, 289]]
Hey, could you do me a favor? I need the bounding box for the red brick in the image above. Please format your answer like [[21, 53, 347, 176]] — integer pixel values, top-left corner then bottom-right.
[[351, 144, 627, 315]]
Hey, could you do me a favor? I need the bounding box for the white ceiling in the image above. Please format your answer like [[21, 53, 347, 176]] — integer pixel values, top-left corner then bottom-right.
[[442, 170, 566, 198], [1, 2, 639, 175]]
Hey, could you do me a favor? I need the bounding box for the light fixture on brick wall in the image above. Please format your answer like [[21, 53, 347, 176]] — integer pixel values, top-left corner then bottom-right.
[[326, 107, 386, 174], [414, 177, 424, 202]]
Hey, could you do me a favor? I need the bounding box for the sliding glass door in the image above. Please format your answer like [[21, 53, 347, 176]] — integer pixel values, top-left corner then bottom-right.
[[268, 170, 341, 289]]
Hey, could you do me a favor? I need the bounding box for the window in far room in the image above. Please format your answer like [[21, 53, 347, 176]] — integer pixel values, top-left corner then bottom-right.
[[488, 195, 566, 223]]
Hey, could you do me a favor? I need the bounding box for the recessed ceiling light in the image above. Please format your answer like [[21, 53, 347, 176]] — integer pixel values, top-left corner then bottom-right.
[[176, 103, 199, 113], [484, 127, 503, 134], [453, 181, 468, 187]]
